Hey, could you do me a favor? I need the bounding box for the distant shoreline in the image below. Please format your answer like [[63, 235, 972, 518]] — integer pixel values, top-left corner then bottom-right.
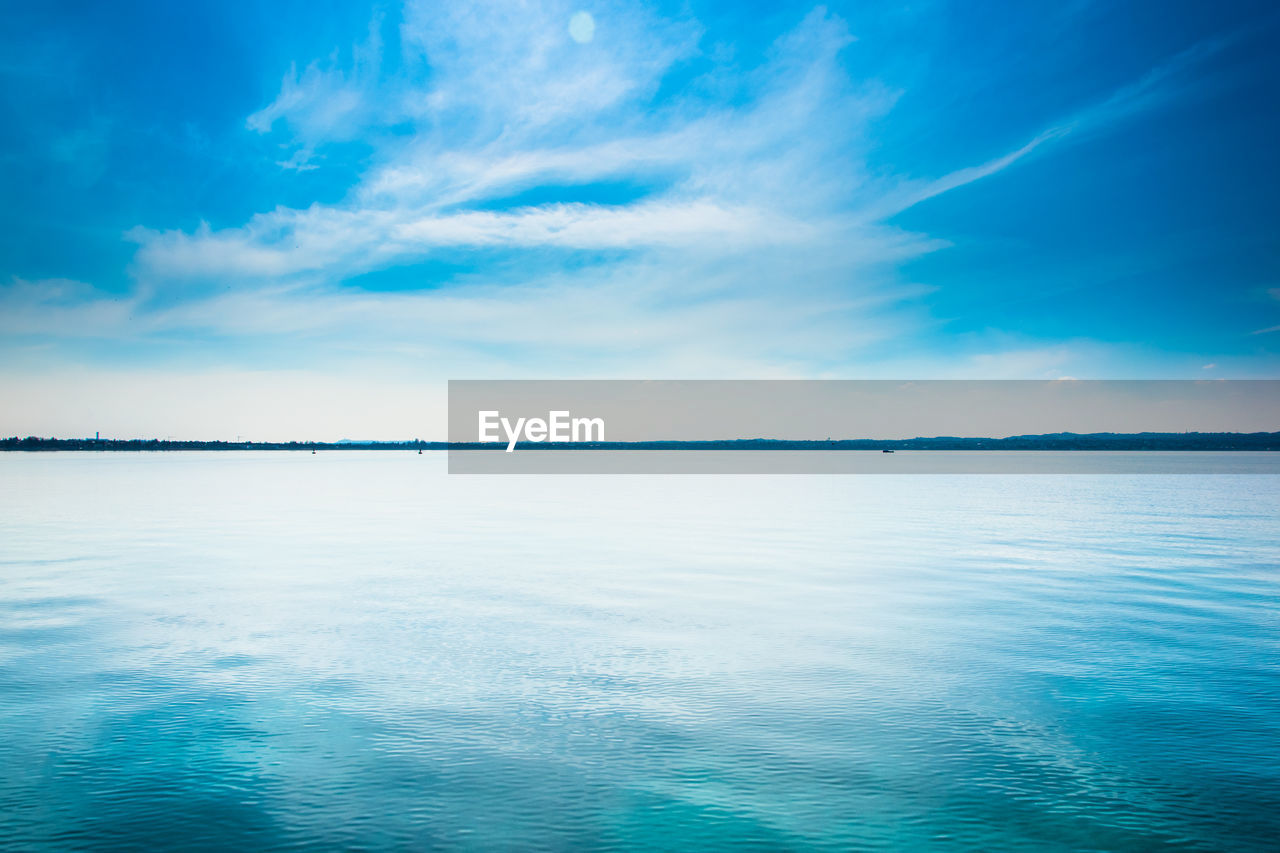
[[4, 433, 1280, 452]]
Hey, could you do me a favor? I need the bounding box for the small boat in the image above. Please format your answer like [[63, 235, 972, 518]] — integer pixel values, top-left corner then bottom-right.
[[882, 449, 895, 453]]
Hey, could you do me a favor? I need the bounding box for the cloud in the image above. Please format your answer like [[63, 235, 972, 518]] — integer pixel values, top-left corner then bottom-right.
[[128, 199, 836, 283], [866, 127, 1069, 220], [0, 278, 138, 339], [22, 0, 1257, 405], [131, 3, 919, 295], [128, 247, 929, 377], [144, 1, 1230, 291], [863, 28, 1246, 223], [246, 14, 386, 168]]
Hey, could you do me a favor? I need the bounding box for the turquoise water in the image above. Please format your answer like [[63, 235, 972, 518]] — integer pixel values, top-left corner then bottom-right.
[[1, 453, 1278, 850]]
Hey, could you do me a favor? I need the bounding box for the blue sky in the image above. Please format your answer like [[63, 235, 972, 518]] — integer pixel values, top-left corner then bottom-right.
[[1, 0, 1277, 438]]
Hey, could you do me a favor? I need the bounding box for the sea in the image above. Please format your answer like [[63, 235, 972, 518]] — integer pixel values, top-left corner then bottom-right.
[[1, 452, 1277, 850]]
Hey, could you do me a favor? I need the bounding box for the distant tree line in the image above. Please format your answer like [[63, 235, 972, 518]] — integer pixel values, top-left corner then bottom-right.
[[0, 438, 444, 451], [4, 433, 1280, 451]]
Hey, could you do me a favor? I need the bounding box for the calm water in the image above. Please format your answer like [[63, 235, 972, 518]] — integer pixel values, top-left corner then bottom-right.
[[1, 453, 1278, 851]]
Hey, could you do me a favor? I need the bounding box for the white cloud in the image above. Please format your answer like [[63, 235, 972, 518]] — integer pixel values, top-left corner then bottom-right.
[[246, 14, 386, 168], [17, 0, 1249, 424], [132, 3, 913, 293], [149, 0, 1216, 293], [0, 278, 138, 338]]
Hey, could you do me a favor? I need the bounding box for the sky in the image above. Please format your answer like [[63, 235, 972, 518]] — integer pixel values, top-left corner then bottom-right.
[[1, 0, 1277, 440]]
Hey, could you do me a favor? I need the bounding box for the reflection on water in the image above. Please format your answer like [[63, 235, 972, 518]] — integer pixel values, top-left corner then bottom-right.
[[1, 452, 1278, 850]]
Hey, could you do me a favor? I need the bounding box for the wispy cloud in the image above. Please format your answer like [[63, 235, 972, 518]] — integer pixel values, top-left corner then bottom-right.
[[246, 13, 387, 169], [8, 0, 1258, 404], [139, 4, 893, 287], [145, 1, 1232, 294], [0, 278, 137, 339]]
